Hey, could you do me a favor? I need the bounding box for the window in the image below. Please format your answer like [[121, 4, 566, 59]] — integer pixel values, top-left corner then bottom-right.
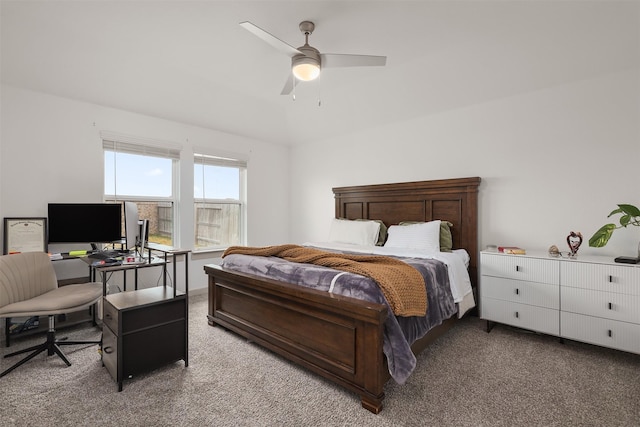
[[194, 153, 246, 251], [103, 137, 180, 247]]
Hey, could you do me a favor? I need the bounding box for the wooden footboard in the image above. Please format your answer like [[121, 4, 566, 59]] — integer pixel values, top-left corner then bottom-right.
[[205, 264, 389, 413]]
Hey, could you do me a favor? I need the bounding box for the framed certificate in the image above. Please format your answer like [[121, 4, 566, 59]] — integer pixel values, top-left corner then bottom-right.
[[3, 218, 48, 255]]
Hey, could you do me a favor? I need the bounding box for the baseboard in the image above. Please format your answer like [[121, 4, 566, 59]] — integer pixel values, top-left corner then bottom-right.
[[188, 287, 207, 297]]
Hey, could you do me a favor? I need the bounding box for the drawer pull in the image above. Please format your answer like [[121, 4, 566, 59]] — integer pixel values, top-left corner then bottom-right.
[[515, 288, 520, 295], [105, 313, 112, 320], [515, 311, 519, 318], [515, 266, 521, 272], [608, 330, 612, 338], [608, 275, 613, 283], [608, 302, 612, 310], [103, 346, 113, 354]]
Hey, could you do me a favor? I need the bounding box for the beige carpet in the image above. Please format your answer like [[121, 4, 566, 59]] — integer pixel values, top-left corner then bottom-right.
[[1, 292, 639, 426]]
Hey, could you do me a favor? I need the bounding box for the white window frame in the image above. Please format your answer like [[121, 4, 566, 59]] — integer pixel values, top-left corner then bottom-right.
[[102, 133, 181, 247], [194, 152, 247, 252]]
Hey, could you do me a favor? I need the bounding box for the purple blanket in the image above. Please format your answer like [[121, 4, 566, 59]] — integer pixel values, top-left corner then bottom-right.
[[222, 252, 456, 384]]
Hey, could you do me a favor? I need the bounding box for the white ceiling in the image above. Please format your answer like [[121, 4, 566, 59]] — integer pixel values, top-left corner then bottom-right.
[[2, 1, 638, 146]]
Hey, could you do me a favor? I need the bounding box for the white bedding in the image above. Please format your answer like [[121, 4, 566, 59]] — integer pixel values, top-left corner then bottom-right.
[[303, 242, 476, 317]]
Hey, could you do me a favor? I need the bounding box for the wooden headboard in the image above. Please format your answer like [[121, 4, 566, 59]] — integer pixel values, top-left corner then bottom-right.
[[333, 177, 481, 288]]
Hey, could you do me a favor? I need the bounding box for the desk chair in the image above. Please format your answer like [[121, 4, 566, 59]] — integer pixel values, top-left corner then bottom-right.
[[0, 252, 102, 378]]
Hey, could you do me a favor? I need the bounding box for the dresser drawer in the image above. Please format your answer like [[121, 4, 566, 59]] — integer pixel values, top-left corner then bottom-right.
[[561, 311, 640, 354], [121, 319, 186, 377], [561, 287, 640, 324], [121, 298, 185, 334], [101, 326, 118, 382], [561, 262, 640, 295], [102, 298, 119, 334], [481, 298, 560, 335], [481, 253, 559, 285], [481, 276, 559, 309]]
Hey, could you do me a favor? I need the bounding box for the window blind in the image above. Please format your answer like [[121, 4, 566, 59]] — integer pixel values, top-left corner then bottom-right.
[[101, 132, 181, 160], [194, 153, 247, 168]]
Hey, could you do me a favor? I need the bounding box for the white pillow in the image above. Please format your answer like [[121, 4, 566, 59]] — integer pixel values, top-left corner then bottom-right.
[[384, 220, 441, 253], [328, 219, 381, 246]]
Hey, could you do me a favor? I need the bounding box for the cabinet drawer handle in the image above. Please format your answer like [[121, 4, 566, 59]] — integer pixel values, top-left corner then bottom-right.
[[515, 311, 519, 318], [105, 313, 112, 320], [515, 288, 520, 295], [608, 330, 612, 338], [103, 346, 113, 354], [608, 302, 612, 310], [515, 266, 521, 272], [609, 275, 613, 283]]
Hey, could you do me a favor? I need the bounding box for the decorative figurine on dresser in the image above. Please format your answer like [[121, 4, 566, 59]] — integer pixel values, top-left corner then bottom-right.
[[566, 231, 582, 257]]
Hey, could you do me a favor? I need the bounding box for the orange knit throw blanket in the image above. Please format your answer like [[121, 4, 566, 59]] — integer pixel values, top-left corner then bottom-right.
[[223, 244, 427, 317]]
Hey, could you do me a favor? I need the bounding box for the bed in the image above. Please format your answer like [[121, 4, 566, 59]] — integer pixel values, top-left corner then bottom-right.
[[204, 177, 481, 413]]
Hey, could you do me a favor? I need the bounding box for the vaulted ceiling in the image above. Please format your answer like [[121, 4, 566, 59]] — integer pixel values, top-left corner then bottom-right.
[[2, 1, 638, 146]]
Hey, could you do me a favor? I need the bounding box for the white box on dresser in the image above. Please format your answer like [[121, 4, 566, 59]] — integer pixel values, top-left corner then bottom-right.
[[480, 250, 640, 355]]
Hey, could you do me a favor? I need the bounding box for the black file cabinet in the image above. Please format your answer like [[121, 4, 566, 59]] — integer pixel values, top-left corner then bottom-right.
[[102, 287, 188, 391]]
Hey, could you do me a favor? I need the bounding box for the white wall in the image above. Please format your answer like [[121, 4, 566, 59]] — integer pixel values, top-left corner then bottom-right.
[[290, 68, 640, 259], [0, 85, 290, 291], [2, 65, 638, 292]]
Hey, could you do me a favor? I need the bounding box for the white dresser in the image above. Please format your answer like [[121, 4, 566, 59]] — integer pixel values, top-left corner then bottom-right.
[[480, 250, 640, 355]]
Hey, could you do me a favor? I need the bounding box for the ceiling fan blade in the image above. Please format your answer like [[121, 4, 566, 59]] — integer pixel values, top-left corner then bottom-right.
[[280, 73, 295, 95], [320, 54, 387, 68], [240, 21, 302, 57]]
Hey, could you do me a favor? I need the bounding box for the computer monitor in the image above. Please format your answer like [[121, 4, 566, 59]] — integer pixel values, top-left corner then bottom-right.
[[124, 201, 149, 256], [48, 203, 122, 244]]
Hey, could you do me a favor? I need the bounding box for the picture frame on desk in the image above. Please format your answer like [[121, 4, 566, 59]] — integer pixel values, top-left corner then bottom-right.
[[3, 217, 48, 255]]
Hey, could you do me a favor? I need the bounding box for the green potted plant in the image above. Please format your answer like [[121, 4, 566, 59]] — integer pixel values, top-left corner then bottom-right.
[[589, 204, 640, 259]]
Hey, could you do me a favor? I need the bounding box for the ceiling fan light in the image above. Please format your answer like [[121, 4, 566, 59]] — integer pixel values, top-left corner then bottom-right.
[[293, 63, 320, 81], [292, 56, 320, 81]]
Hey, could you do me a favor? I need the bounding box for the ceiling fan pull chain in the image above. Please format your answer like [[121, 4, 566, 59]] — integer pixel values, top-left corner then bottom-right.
[[317, 75, 322, 107]]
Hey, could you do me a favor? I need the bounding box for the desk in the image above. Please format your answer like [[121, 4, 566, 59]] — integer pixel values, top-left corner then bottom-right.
[[82, 245, 190, 296], [145, 243, 190, 296], [83, 256, 166, 296]]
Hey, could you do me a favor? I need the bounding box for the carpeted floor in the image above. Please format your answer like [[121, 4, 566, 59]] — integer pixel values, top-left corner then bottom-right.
[[1, 292, 639, 427]]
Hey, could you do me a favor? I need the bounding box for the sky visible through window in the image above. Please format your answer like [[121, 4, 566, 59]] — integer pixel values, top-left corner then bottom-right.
[[194, 163, 239, 200], [105, 151, 239, 199], [105, 152, 172, 197]]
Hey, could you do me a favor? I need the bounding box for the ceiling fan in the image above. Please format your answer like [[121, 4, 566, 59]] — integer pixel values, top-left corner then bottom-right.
[[240, 20, 387, 95]]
